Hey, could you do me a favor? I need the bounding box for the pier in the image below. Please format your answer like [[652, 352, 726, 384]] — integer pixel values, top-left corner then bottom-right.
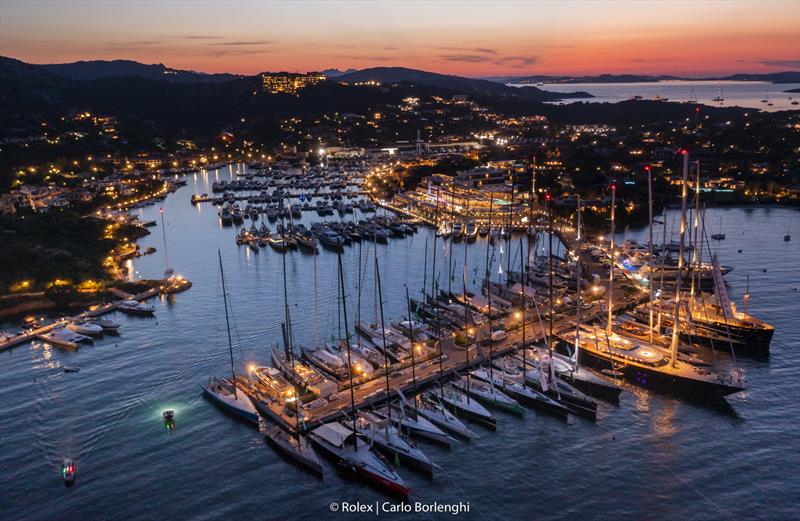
[[0, 277, 192, 352]]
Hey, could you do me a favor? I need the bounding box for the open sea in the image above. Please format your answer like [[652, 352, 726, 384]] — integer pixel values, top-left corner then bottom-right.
[[514, 80, 800, 112], [1, 165, 798, 520]]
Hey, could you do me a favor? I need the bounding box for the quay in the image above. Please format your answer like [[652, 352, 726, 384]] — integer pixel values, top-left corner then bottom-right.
[[0, 277, 192, 352], [241, 287, 646, 432]]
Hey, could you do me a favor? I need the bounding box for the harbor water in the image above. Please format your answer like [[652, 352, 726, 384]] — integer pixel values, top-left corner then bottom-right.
[[514, 80, 800, 112], [1, 166, 798, 520]]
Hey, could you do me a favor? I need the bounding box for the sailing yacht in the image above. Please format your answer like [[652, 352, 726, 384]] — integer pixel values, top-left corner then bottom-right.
[[355, 413, 438, 475], [202, 252, 259, 424], [310, 422, 409, 498]]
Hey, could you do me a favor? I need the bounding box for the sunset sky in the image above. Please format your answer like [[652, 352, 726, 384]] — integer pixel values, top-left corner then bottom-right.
[[1, 1, 798, 77]]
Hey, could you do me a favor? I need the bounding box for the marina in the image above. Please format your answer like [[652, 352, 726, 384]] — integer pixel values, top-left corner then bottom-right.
[[1, 162, 797, 519]]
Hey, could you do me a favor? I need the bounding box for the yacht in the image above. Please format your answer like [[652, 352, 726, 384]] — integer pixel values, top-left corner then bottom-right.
[[118, 300, 155, 316]]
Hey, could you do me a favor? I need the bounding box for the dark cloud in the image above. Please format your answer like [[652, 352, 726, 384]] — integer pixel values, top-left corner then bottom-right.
[[440, 53, 537, 68], [108, 40, 161, 46], [759, 59, 799, 69], [209, 48, 272, 57], [440, 54, 494, 63], [210, 40, 274, 47], [171, 35, 225, 40]]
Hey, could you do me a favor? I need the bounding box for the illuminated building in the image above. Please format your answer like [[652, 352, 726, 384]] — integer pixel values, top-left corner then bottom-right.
[[261, 72, 326, 94]]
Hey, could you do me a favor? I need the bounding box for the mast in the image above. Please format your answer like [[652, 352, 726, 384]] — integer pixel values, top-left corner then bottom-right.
[[547, 190, 554, 351], [279, 225, 302, 438], [405, 287, 418, 414], [218, 250, 237, 399], [574, 197, 582, 366], [506, 172, 514, 284], [432, 186, 444, 402], [647, 166, 654, 342], [160, 207, 172, 278], [374, 257, 392, 425], [336, 251, 359, 448], [463, 192, 471, 397], [690, 161, 701, 298], [669, 150, 691, 367], [606, 183, 616, 334]]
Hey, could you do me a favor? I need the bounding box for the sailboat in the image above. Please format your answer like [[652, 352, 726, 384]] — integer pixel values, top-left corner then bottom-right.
[[263, 229, 323, 476], [355, 412, 438, 475], [434, 384, 497, 430], [576, 153, 746, 398], [310, 421, 408, 498], [373, 400, 454, 447], [202, 251, 259, 424], [554, 197, 622, 403], [310, 251, 408, 498]]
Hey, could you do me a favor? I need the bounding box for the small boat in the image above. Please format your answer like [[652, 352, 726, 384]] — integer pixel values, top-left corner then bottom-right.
[[451, 222, 464, 242], [63, 366, 80, 373], [162, 409, 175, 422], [316, 228, 346, 250], [711, 233, 726, 240], [784, 234, 791, 242], [310, 422, 409, 498], [264, 424, 323, 477], [66, 321, 104, 336], [90, 318, 121, 332], [62, 458, 77, 486], [464, 221, 478, 243], [202, 376, 259, 424], [117, 300, 155, 316], [38, 327, 91, 349]]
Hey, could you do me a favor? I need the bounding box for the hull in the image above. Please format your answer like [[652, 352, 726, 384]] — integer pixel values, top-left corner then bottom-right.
[[580, 348, 744, 398], [264, 427, 324, 477], [202, 382, 259, 425]]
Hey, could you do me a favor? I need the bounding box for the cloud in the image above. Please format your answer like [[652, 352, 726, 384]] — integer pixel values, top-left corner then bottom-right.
[[170, 35, 225, 40], [439, 53, 537, 68], [209, 40, 274, 47], [440, 54, 494, 63], [759, 59, 799, 69], [107, 40, 161, 46]]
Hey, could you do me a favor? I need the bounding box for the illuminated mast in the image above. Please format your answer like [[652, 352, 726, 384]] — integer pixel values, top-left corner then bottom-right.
[[606, 183, 616, 334], [669, 150, 690, 367]]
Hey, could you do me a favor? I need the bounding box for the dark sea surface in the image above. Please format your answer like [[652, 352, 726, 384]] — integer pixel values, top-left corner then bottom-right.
[[513, 80, 800, 112], [2, 165, 799, 520]]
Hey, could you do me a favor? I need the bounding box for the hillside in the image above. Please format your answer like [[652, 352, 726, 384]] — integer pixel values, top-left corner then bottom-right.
[[39, 59, 242, 83], [336, 67, 591, 101]]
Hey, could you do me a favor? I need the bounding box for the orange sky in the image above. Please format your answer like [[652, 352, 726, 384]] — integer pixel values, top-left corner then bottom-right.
[[1, 1, 798, 76]]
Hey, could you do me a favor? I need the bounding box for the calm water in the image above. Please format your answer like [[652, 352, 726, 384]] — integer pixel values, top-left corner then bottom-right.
[[2, 165, 799, 520], [515, 80, 800, 112]]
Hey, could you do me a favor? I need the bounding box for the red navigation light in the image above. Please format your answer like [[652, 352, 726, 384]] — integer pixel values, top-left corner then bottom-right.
[[695, 107, 700, 113], [679, 149, 688, 155], [545, 191, 551, 202], [610, 182, 616, 191], [644, 165, 651, 172]]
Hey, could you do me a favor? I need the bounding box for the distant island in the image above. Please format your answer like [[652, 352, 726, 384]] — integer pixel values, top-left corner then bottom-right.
[[490, 71, 800, 85]]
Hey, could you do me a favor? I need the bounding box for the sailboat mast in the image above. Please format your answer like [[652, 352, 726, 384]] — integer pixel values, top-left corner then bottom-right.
[[160, 207, 170, 276], [374, 258, 392, 425], [218, 250, 237, 399], [669, 151, 691, 367], [575, 197, 582, 365], [647, 166, 654, 342], [606, 183, 616, 334], [547, 191, 554, 351], [690, 161, 701, 298], [405, 287, 418, 413], [432, 186, 444, 402], [507, 172, 514, 284], [336, 252, 359, 449]]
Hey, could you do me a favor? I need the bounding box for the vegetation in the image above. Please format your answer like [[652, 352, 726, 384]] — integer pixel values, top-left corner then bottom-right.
[[0, 212, 118, 293]]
